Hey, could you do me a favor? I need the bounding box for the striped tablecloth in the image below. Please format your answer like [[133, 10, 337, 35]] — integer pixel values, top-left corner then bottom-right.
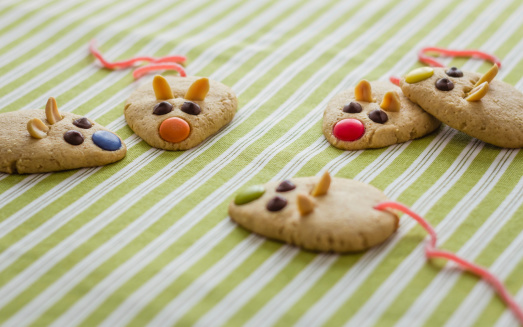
[[0, 0, 522, 325]]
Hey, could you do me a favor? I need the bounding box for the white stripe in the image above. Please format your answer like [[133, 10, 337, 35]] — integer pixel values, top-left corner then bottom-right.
[[495, 276, 523, 327], [397, 178, 523, 326], [0, 0, 222, 107], [0, 0, 125, 73], [0, 0, 58, 31]]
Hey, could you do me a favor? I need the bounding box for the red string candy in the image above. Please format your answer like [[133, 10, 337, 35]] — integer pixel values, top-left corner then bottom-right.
[[89, 39, 187, 79], [389, 47, 502, 86], [374, 201, 523, 325]]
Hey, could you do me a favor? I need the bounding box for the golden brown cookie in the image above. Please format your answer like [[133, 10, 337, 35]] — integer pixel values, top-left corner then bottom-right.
[[323, 80, 441, 150], [125, 75, 237, 150], [0, 98, 126, 174], [400, 65, 523, 148], [229, 172, 399, 253]]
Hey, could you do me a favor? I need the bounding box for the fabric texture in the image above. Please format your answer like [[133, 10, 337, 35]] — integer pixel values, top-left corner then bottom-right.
[[0, 0, 522, 326]]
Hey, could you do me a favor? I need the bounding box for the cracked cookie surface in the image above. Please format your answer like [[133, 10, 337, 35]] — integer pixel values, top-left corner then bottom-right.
[[323, 81, 440, 150], [229, 173, 399, 253]]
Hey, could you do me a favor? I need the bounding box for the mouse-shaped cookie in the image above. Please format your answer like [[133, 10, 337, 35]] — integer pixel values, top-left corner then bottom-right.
[[400, 65, 523, 148], [124, 75, 238, 150], [0, 97, 126, 174], [229, 172, 399, 252], [323, 80, 441, 150]]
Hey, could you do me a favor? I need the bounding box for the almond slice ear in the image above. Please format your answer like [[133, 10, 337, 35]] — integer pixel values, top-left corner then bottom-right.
[[466, 82, 489, 102], [185, 77, 210, 101], [153, 75, 174, 100], [354, 80, 374, 102], [380, 91, 401, 112], [27, 118, 49, 139], [311, 171, 331, 197], [297, 193, 314, 216], [45, 97, 62, 124], [474, 64, 498, 87]]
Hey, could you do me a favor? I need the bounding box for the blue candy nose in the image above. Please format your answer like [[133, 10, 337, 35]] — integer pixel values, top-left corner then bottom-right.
[[92, 131, 122, 151]]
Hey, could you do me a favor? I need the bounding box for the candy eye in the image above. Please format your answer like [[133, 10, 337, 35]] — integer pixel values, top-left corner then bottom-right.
[[435, 78, 454, 91], [445, 66, 463, 77], [343, 102, 362, 113], [153, 101, 173, 115], [73, 117, 93, 129], [266, 195, 287, 212], [368, 109, 388, 124], [64, 130, 84, 145], [181, 101, 201, 115], [276, 180, 296, 192]]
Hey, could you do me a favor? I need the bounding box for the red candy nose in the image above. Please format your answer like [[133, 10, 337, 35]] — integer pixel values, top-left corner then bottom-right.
[[333, 119, 365, 141]]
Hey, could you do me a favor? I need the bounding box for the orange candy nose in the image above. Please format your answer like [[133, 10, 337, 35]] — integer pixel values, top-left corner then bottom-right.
[[159, 117, 190, 143]]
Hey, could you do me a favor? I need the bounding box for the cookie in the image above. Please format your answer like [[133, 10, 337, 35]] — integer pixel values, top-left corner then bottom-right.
[[124, 75, 237, 150], [323, 80, 441, 150], [400, 65, 523, 148], [229, 172, 399, 253], [0, 98, 126, 174]]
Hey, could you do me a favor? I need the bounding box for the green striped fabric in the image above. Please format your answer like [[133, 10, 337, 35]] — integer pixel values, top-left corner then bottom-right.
[[0, 0, 522, 325]]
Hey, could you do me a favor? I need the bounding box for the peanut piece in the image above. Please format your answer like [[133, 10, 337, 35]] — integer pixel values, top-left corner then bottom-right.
[[152, 75, 174, 100], [354, 80, 374, 102], [185, 77, 210, 101], [297, 193, 314, 216], [474, 64, 498, 87], [311, 171, 331, 197], [45, 97, 62, 124], [27, 118, 49, 139], [380, 91, 401, 112], [466, 82, 489, 102]]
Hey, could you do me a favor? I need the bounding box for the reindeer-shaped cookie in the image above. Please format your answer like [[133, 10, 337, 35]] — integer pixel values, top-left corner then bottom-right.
[[0, 97, 126, 174], [229, 172, 399, 252], [400, 64, 523, 148], [124, 75, 238, 150], [323, 80, 441, 150]]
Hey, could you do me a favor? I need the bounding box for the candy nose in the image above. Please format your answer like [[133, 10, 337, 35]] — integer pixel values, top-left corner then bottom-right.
[[333, 118, 365, 142], [159, 117, 190, 143]]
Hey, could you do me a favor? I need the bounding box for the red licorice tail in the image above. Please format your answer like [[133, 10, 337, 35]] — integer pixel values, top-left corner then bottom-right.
[[133, 63, 187, 79], [89, 39, 187, 78], [389, 76, 401, 86], [374, 201, 523, 325], [418, 47, 502, 68]]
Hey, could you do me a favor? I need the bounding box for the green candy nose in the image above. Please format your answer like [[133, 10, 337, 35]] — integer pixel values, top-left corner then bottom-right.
[[234, 185, 265, 205]]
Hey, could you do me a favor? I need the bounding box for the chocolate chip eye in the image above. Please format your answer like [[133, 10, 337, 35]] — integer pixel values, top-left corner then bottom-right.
[[343, 102, 362, 113], [276, 180, 296, 192], [368, 109, 388, 124], [181, 101, 201, 115], [266, 195, 287, 212], [436, 78, 454, 91], [446, 67, 463, 78], [153, 101, 173, 115], [64, 130, 84, 145], [73, 117, 93, 129]]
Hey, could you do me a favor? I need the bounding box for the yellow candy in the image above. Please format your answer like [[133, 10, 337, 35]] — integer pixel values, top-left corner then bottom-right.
[[405, 67, 434, 84]]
